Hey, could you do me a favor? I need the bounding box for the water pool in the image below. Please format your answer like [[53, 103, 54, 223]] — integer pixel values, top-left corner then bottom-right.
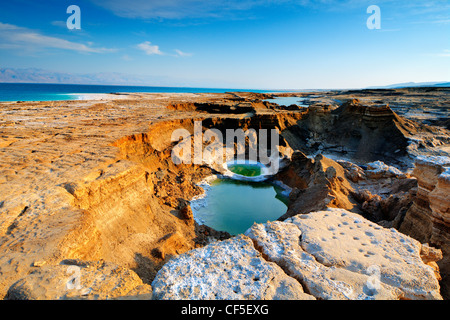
[[263, 96, 308, 107], [227, 163, 262, 177], [191, 178, 288, 236]]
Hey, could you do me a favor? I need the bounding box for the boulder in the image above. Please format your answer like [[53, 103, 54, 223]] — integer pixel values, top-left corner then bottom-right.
[[365, 161, 407, 179], [151, 235, 315, 300], [337, 160, 366, 182], [246, 209, 442, 300], [152, 208, 442, 300]]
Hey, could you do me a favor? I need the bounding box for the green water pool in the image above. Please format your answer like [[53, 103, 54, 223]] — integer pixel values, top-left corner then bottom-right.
[[227, 163, 262, 177], [192, 178, 288, 236]]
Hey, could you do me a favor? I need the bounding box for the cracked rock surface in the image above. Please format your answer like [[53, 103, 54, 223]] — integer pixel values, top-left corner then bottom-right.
[[151, 234, 315, 300], [152, 208, 442, 300]]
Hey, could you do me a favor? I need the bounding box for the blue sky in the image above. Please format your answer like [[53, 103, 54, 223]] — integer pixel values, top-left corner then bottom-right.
[[0, 0, 449, 89]]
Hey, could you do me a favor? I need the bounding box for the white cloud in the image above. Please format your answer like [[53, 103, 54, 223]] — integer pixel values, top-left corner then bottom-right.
[[174, 49, 193, 57], [88, 0, 405, 20], [137, 41, 163, 55], [90, 0, 450, 22], [50, 21, 68, 28], [90, 0, 290, 19], [432, 19, 450, 25], [135, 41, 192, 57], [436, 50, 450, 57], [0, 22, 20, 30], [424, 50, 450, 58], [0, 22, 114, 53]]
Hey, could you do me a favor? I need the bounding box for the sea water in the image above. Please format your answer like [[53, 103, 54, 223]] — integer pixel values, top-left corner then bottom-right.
[[0, 83, 270, 102]]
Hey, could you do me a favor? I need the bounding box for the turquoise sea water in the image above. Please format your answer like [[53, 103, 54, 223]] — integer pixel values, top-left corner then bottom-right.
[[0, 83, 270, 102], [193, 179, 288, 236]]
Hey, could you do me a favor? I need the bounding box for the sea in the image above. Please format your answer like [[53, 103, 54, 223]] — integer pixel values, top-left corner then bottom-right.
[[0, 83, 272, 102]]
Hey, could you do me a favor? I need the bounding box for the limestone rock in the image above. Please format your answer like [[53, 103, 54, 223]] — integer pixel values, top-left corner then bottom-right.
[[339, 159, 417, 224], [337, 160, 366, 182], [277, 153, 357, 220], [245, 208, 442, 300], [400, 155, 450, 298], [151, 231, 191, 260], [420, 243, 443, 264], [151, 235, 315, 300], [6, 259, 152, 300], [179, 200, 194, 221], [365, 161, 407, 179], [152, 208, 442, 300], [281, 100, 416, 166]]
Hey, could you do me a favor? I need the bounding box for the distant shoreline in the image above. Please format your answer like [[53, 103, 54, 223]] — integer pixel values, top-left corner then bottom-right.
[[0, 82, 274, 102], [66, 93, 135, 101], [0, 82, 448, 103]]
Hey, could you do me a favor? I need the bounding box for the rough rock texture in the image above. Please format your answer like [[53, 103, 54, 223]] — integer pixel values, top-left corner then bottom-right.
[[276, 152, 358, 220], [248, 209, 442, 300], [152, 209, 442, 300], [400, 156, 450, 298], [0, 93, 239, 298], [0, 91, 302, 299], [281, 98, 449, 171], [336, 159, 417, 226], [282, 100, 415, 167], [365, 161, 407, 179], [276, 153, 416, 227], [0, 91, 302, 298], [0, 89, 448, 300], [151, 235, 315, 300], [5, 259, 152, 300], [304, 87, 450, 129]]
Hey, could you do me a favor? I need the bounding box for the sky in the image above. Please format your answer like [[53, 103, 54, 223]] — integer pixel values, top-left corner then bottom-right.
[[0, 0, 449, 89]]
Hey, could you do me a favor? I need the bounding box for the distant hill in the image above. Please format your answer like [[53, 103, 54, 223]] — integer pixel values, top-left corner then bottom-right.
[[0, 67, 188, 87], [434, 82, 450, 87], [1, 67, 449, 90], [367, 81, 450, 89], [0, 67, 99, 84]]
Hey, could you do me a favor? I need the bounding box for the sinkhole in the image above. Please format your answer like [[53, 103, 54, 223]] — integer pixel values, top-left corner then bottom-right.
[[191, 161, 289, 236]]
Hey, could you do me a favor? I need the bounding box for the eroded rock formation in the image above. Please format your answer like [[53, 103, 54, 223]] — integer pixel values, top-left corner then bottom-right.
[[152, 234, 315, 300], [0, 90, 448, 300], [400, 156, 450, 298], [281, 99, 449, 170], [276, 152, 358, 220]]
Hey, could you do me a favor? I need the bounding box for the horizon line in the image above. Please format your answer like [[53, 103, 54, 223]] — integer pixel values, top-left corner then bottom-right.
[[0, 81, 449, 92]]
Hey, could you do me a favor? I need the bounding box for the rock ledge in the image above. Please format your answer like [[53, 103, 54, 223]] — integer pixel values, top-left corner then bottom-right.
[[152, 208, 442, 300]]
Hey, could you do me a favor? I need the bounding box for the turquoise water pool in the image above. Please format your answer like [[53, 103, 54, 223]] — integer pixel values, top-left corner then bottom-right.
[[227, 163, 262, 177], [263, 96, 308, 107], [191, 178, 288, 236]]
